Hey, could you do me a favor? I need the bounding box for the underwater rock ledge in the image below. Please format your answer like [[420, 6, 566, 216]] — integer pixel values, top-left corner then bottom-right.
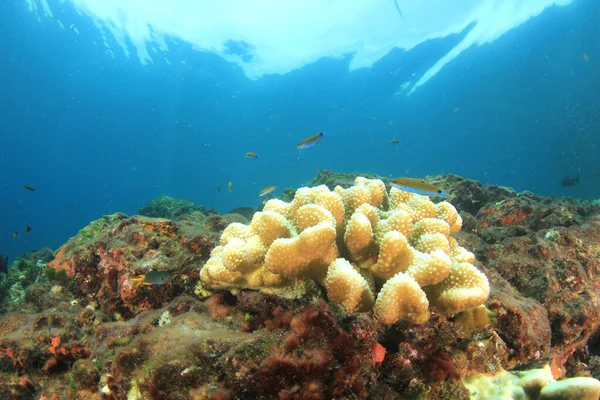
[[1, 171, 600, 399]]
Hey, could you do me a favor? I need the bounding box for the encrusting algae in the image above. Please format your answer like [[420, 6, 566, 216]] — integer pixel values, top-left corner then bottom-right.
[[200, 176, 490, 324]]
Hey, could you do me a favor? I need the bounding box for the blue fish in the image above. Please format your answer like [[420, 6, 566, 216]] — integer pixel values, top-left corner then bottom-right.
[[297, 132, 324, 150], [391, 178, 447, 197]]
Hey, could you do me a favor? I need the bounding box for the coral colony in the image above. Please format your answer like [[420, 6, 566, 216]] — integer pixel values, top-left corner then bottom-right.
[[2, 172, 600, 399]]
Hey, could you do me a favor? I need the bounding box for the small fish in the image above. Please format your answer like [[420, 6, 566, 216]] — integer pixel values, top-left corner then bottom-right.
[[228, 181, 233, 192], [259, 186, 276, 197], [390, 138, 399, 144], [391, 178, 446, 197], [584, 54, 590, 62], [12, 232, 18, 239], [47, 315, 53, 333], [297, 132, 324, 150], [63, 205, 67, 211], [245, 152, 258, 159], [130, 271, 170, 286], [561, 174, 580, 188], [24, 226, 32, 233], [217, 186, 221, 193], [24, 184, 36, 191]]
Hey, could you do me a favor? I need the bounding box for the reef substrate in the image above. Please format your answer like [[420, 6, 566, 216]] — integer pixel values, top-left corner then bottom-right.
[[1, 171, 600, 399]]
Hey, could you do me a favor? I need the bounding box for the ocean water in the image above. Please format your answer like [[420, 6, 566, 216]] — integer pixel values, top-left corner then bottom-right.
[[0, 0, 598, 262]]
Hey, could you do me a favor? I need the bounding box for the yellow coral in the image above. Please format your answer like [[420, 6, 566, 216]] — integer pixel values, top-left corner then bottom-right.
[[344, 211, 375, 261], [464, 364, 600, 400], [425, 262, 490, 314], [354, 177, 387, 208], [253, 211, 294, 245], [200, 176, 489, 324], [338, 185, 372, 215], [389, 186, 414, 208], [220, 222, 253, 246], [414, 233, 450, 255], [448, 237, 475, 263], [374, 209, 413, 244], [450, 213, 463, 234], [200, 245, 292, 296], [263, 198, 292, 220], [296, 204, 335, 231], [371, 231, 413, 281], [410, 218, 450, 242], [315, 191, 345, 229], [406, 195, 437, 223], [356, 203, 380, 227], [406, 249, 452, 287], [435, 201, 459, 227], [265, 206, 338, 284], [222, 238, 249, 272], [374, 272, 430, 324], [325, 258, 374, 313]]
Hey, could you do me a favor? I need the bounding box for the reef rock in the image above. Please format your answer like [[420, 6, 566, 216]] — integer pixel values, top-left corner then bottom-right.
[[46, 213, 220, 319], [138, 195, 210, 220], [2, 171, 600, 399]]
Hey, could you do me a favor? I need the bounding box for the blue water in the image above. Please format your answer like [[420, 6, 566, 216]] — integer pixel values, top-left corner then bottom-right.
[[1, 0, 599, 262]]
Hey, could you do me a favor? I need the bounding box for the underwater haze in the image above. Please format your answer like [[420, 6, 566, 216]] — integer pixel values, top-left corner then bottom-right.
[[1, 0, 599, 261]]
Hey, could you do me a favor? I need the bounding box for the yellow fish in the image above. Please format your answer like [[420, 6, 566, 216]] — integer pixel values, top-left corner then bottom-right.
[[297, 132, 324, 149], [12, 232, 18, 239], [390, 177, 446, 197], [259, 186, 276, 197], [245, 152, 258, 159], [390, 138, 399, 144], [131, 271, 170, 286], [228, 181, 233, 192]]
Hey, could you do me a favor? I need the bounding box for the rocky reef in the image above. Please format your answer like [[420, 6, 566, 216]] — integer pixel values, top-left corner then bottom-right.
[[138, 196, 212, 220], [1, 173, 600, 399]]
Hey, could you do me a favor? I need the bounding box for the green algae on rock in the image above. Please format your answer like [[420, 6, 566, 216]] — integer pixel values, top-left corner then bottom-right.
[[138, 196, 207, 220]]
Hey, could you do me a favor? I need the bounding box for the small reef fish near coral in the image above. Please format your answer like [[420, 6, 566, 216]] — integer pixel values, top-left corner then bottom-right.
[[258, 185, 276, 197], [130, 270, 170, 286], [244, 151, 258, 159], [23, 184, 36, 191], [391, 177, 447, 197], [297, 132, 324, 149]]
